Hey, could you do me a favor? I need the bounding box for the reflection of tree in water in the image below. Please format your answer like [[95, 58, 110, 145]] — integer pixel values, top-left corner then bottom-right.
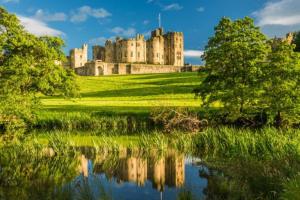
[[0, 145, 79, 200], [199, 158, 300, 200]]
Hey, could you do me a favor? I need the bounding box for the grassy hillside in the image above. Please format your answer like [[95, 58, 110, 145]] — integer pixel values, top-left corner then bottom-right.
[[40, 72, 204, 116]]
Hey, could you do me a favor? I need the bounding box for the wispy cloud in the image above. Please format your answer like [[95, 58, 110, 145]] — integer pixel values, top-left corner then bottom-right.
[[253, 0, 300, 37], [34, 9, 67, 22], [143, 20, 150, 25], [18, 15, 64, 36], [196, 7, 205, 12], [70, 6, 111, 23], [1, 0, 19, 3], [111, 27, 136, 37], [184, 50, 204, 58], [89, 36, 115, 45], [163, 3, 183, 11]]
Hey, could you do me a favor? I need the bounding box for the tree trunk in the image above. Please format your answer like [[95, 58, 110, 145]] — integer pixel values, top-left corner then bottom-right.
[[275, 111, 282, 128]]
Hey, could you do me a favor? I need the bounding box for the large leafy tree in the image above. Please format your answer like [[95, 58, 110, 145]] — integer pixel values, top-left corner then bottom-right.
[[263, 39, 300, 127], [195, 17, 270, 118], [0, 7, 78, 127], [292, 32, 300, 52]]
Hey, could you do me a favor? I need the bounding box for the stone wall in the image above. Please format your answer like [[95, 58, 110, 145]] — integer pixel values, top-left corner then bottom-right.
[[130, 64, 182, 74], [74, 62, 200, 76]]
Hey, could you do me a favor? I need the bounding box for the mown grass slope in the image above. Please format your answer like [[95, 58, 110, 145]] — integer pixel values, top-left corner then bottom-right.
[[40, 72, 204, 116]]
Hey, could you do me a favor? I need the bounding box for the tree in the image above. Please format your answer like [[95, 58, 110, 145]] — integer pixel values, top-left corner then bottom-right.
[[194, 17, 270, 118], [0, 7, 78, 130], [263, 39, 300, 127], [292, 32, 300, 52]]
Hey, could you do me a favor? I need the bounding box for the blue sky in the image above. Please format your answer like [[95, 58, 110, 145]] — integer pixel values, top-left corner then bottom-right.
[[2, 0, 300, 64]]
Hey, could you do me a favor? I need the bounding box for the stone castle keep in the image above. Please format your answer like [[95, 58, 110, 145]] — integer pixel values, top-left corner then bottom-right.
[[68, 27, 195, 76]]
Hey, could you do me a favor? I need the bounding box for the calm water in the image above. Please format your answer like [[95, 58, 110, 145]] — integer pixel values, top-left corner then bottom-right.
[[73, 151, 207, 200], [0, 147, 297, 200]]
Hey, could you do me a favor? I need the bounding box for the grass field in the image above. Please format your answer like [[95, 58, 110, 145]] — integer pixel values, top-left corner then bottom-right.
[[40, 72, 204, 116]]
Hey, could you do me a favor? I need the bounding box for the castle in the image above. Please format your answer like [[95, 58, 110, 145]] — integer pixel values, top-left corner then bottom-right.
[[68, 27, 196, 76]]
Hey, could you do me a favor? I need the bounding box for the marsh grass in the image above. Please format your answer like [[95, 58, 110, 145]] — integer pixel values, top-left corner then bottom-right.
[[195, 127, 300, 159], [281, 174, 300, 200], [34, 112, 152, 133]]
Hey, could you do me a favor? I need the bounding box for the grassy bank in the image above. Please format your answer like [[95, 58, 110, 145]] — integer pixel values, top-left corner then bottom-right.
[[40, 72, 203, 115], [3, 128, 300, 200], [32, 72, 207, 131]]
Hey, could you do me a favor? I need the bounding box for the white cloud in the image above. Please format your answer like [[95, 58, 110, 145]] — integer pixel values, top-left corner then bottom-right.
[[196, 7, 205, 12], [18, 15, 64, 36], [254, 0, 300, 37], [111, 27, 136, 37], [184, 50, 204, 58], [70, 6, 111, 23], [89, 36, 115, 45], [254, 0, 300, 26], [163, 3, 183, 11], [34, 9, 67, 22]]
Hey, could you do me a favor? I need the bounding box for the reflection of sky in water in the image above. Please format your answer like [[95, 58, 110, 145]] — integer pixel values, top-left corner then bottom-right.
[[71, 156, 208, 200]]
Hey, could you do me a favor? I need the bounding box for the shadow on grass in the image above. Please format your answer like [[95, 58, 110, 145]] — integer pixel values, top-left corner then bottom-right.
[[131, 72, 198, 80], [81, 85, 196, 98]]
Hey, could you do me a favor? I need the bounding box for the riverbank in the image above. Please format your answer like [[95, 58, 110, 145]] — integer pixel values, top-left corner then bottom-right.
[[1, 127, 300, 200]]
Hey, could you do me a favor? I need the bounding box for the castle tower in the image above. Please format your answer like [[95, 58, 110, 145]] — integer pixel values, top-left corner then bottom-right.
[[164, 32, 184, 66], [135, 34, 147, 63], [105, 40, 116, 63], [147, 28, 165, 65], [93, 45, 105, 61], [70, 44, 88, 68]]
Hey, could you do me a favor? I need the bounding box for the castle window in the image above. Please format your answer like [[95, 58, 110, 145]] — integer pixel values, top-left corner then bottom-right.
[[131, 51, 133, 57], [131, 43, 134, 46], [80, 55, 82, 59], [138, 52, 140, 58], [157, 53, 159, 58]]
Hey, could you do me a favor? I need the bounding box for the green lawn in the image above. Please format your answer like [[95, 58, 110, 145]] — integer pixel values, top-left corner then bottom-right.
[[40, 72, 204, 116]]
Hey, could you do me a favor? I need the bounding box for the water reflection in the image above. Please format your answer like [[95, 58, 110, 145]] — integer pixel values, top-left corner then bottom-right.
[[76, 149, 195, 199], [1, 146, 299, 200], [79, 149, 185, 191]]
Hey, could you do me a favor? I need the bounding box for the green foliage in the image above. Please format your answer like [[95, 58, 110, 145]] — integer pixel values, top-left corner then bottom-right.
[[196, 17, 300, 126], [0, 7, 78, 132], [195, 127, 300, 159], [292, 31, 300, 52], [195, 17, 270, 118], [263, 39, 300, 126], [281, 174, 300, 200]]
